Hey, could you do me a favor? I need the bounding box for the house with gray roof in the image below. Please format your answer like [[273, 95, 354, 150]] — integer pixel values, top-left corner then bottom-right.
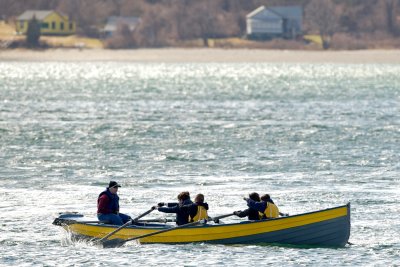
[[16, 10, 75, 35], [246, 5, 302, 40], [103, 16, 140, 37]]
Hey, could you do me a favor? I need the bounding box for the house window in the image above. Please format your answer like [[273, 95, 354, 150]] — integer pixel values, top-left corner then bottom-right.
[[60, 22, 64, 30], [41, 22, 49, 29], [20, 21, 24, 29], [52, 22, 56, 29], [69, 23, 73, 30]]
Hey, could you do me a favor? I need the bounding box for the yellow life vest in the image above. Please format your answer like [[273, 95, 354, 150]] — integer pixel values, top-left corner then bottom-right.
[[189, 205, 208, 222], [263, 202, 279, 218]]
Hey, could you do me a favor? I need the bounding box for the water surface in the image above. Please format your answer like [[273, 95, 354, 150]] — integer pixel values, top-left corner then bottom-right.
[[0, 62, 399, 266]]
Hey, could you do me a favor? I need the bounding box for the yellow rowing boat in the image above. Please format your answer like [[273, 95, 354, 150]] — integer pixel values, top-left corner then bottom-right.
[[53, 203, 350, 247]]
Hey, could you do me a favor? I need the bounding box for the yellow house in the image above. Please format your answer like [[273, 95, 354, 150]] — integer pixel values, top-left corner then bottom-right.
[[16, 10, 75, 35]]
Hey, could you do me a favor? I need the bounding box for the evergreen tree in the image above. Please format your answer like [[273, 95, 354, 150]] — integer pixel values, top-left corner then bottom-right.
[[26, 15, 41, 48]]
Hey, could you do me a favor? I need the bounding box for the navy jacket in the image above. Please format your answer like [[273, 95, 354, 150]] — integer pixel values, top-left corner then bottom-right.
[[180, 202, 209, 221], [158, 199, 193, 225], [246, 198, 275, 214], [235, 208, 260, 220]]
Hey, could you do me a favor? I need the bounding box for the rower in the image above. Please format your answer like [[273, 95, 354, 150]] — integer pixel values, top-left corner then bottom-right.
[[244, 193, 280, 219], [233, 192, 263, 220], [155, 191, 193, 225], [188, 194, 209, 222]]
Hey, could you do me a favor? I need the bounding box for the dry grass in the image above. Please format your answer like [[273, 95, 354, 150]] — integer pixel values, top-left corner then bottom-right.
[[41, 35, 103, 49], [330, 32, 400, 50], [176, 37, 314, 50], [0, 21, 19, 40]]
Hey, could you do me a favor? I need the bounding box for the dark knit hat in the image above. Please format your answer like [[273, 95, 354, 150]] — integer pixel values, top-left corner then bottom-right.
[[108, 181, 121, 188]]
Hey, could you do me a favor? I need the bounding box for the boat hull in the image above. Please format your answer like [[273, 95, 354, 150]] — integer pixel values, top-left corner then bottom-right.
[[55, 203, 350, 247]]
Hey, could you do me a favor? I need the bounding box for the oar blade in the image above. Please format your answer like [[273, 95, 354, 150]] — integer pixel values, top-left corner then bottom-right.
[[52, 218, 74, 226], [102, 238, 125, 248]]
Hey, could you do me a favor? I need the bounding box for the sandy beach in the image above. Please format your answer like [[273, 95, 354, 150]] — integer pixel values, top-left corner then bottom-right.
[[1, 48, 400, 63]]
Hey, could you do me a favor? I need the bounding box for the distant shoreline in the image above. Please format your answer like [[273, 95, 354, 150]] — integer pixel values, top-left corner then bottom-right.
[[1, 48, 400, 63]]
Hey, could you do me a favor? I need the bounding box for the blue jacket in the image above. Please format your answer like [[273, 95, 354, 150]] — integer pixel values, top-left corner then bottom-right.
[[180, 202, 209, 222], [246, 198, 275, 214], [235, 208, 260, 220], [158, 199, 193, 225]]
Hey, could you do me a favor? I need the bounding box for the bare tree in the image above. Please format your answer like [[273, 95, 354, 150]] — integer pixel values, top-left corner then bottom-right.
[[0, 0, 17, 20], [189, 0, 239, 47], [192, 0, 216, 47], [105, 23, 136, 48], [170, 0, 189, 41], [134, 5, 175, 47], [306, 0, 339, 49], [384, 0, 400, 35]]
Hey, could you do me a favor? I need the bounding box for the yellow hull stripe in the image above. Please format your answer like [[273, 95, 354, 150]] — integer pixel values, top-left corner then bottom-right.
[[66, 206, 348, 243]]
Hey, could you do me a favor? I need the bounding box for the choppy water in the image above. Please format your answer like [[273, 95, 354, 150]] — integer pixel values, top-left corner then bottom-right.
[[0, 61, 399, 266]]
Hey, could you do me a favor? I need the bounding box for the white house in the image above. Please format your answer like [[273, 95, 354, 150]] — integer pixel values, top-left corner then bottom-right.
[[246, 5, 302, 39]]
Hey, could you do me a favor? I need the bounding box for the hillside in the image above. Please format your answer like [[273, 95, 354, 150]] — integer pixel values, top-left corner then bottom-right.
[[1, 0, 400, 50]]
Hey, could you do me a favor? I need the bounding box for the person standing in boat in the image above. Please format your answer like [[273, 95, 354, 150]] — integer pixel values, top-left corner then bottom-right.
[[244, 193, 280, 219], [97, 181, 131, 225], [156, 191, 193, 225], [233, 192, 263, 220]]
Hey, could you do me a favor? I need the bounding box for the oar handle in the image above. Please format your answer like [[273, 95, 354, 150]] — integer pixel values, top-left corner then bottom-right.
[[137, 218, 176, 223], [209, 212, 235, 223], [132, 208, 156, 222]]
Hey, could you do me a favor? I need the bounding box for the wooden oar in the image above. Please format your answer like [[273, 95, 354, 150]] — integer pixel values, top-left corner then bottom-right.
[[98, 207, 155, 243], [52, 218, 104, 226], [102, 220, 203, 248], [209, 212, 235, 223], [137, 218, 176, 223], [138, 213, 235, 224]]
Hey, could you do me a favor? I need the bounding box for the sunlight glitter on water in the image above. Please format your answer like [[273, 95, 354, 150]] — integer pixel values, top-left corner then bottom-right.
[[0, 62, 399, 266]]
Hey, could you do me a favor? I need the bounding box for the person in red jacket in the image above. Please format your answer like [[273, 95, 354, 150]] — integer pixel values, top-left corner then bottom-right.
[[97, 181, 131, 225]]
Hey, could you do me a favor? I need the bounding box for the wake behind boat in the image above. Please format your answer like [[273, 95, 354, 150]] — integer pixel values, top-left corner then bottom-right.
[[53, 203, 351, 247]]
